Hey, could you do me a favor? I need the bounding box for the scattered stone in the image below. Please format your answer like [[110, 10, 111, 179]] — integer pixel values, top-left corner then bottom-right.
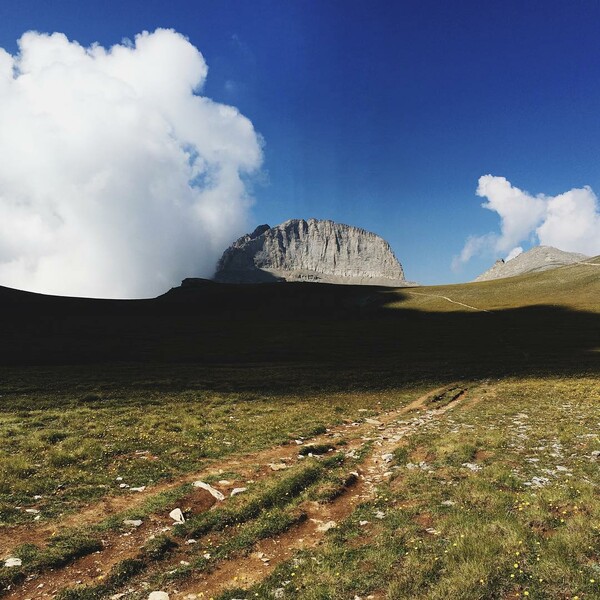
[[185, 539, 197, 544], [461, 462, 481, 472], [130, 486, 146, 492], [4, 557, 22, 568], [269, 463, 288, 471], [441, 500, 455, 506], [148, 593, 169, 600], [426, 527, 441, 535], [218, 480, 231, 485], [315, 520, 337, 532], [382, 453, 394, 463], [523, 476, 550, 488], [169, 508, 185, 524], [119, 483, 130, 489], [203, 552, 211, 559], [295, 439, 304, 445], [123, 519, 143, 528], [374, 510, 386, 519], [359, 520, 370, 526], [192, 481, 225, 501], [230, 487, 247, 496], [365, 418, 383, 426]]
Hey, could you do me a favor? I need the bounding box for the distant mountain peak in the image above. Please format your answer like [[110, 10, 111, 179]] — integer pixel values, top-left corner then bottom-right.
[[214, 218, 407, 286], [474, 246, 589, 282]]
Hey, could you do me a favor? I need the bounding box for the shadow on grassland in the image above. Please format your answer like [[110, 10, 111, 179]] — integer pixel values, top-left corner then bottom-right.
[[0, 280, 597, 393]]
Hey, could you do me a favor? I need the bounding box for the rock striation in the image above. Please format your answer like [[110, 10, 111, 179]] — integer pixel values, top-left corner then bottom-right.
[[474, 246, 589, 282], [214, 218, 407, 286]]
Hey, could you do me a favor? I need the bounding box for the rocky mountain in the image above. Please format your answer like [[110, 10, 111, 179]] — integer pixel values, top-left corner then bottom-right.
[[474, 246, 589, 282], [214, 218, 408, 286]]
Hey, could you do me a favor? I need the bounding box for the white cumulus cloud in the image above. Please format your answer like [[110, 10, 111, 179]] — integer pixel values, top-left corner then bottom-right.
[[456, 175, 600, 267], [0, 29, 262, 298]]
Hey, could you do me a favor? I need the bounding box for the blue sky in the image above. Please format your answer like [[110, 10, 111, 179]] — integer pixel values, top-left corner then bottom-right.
[[2, 0, 600, 286]]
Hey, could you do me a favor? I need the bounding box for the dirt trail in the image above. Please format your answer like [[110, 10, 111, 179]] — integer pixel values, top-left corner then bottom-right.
[[2, 384, 467, 600], [158, 387, 468, 599], [406, 291, 492, 313], [1, 386, 446, 557]]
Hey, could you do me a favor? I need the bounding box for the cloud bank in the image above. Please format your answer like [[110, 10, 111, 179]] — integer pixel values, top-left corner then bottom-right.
[[455, 175, 600, 267], [0, 29, 262, 298]]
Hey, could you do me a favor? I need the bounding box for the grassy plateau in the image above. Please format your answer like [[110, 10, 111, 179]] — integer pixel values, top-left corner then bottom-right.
[[0, 258, 599, 599]]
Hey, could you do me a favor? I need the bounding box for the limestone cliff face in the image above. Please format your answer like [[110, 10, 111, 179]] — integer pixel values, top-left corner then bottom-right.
[[214, 219, 406, 286], [474, 246, 588, 282]]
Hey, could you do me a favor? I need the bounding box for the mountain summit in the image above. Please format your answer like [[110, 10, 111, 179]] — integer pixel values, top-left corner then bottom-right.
[[214, 218, 407, 286], [474, 246, 589, 282]]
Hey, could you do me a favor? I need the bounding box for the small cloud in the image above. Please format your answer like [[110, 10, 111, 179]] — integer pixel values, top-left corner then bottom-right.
[[224, 79, 238, 94], [456, 176, 600, 267], [505, 246, 523, 262]]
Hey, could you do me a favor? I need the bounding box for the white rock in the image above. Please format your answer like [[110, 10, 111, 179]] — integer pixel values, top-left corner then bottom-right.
[[4, 557, 22, 567], [461, 462, 481, 472], [169, 508, 185, 524], [148, 593, 169, 600], [269, 463, 288, 471], [123, 519, 143, 527], [365, 418, 383, 426], [382, 453, 394, 463], [316, 520, 337, 532], [130, 486, 146, 492], [230, 487, 247, 496], [192, 481, 225, 501]]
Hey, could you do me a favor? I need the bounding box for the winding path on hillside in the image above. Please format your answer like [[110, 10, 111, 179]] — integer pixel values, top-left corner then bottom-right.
[[406, 291, 492, 313]]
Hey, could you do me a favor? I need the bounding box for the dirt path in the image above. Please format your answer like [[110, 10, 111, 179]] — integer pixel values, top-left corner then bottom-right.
[[576, 261, 600, 267], [151, 387, 468, 599], [406, 291, 492, 313], [2, 384, 468, 600]]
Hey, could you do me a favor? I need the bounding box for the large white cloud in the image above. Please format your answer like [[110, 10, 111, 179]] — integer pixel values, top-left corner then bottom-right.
[[0, 29, 262, 298], [456, 175, 600, 266]]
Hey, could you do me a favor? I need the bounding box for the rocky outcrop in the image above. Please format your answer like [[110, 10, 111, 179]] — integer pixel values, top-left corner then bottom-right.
[[214, 218, 407, 286], [474, 246, 588, 282]]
